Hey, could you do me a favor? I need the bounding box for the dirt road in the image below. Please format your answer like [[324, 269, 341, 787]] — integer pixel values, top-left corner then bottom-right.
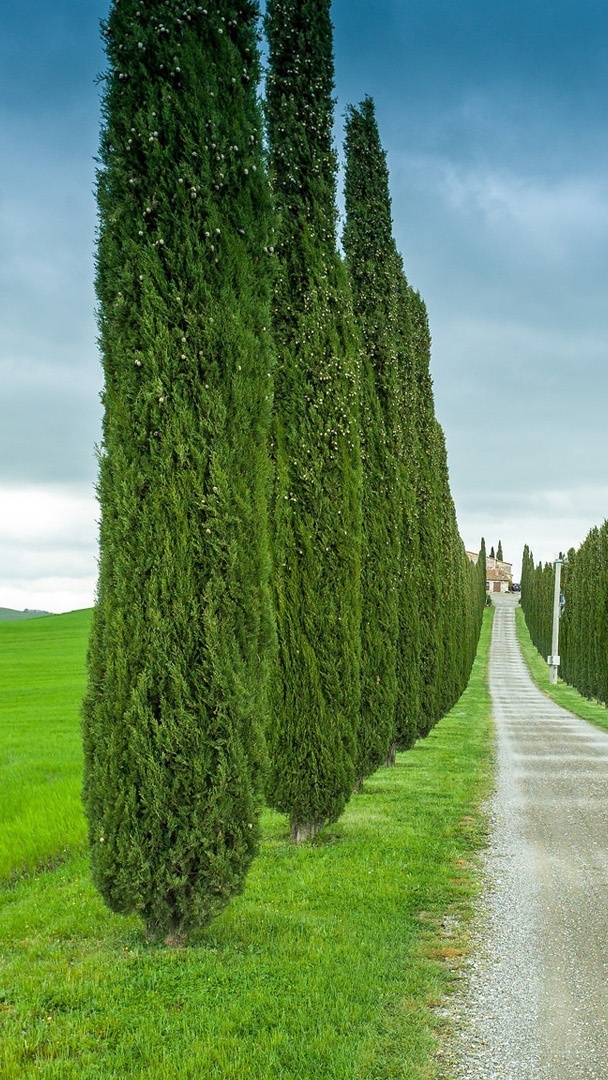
[[446, 593, 608, 1079]]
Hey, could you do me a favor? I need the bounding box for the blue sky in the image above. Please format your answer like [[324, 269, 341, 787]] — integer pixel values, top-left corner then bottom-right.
[[2, 1, 607, 610]]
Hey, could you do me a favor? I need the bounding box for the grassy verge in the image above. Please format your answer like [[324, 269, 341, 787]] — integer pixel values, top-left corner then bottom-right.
[[515, 606, 608, 733], [0, 610, 92, 881], [0, 609, 494, 1079]]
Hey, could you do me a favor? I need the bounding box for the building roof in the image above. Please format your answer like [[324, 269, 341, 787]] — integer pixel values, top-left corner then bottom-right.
[[467, 551, 513, 579], [486, 564, 512, 583]]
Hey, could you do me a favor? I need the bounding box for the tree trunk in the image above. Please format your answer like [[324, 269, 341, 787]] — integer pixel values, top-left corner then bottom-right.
[[290, 821, 321, 843], [146, 917, 188, 948], [384, 741, 397, 767], [163, 930, 188, 948]]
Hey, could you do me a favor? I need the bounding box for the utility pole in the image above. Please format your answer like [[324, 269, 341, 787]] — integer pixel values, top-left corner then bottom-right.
[[548, 557, 563, 685]]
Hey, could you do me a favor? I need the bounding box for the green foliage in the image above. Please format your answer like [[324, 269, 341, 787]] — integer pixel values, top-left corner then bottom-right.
[[479, 536, 488, 608], [341, 96, 483, 760], [83, 0, 276, 939], [403, 293, 483, 739], [404, 292, 441, 737], [342, 97, 404, 782], [522, 525, 608, 706], [558, 525, 608, 704], [0, 610, 494, 1078], [496, 539, 503, 561], [389, 272, 423, 751], [264, 0, 362, 837], [520, 544, 554, 661]]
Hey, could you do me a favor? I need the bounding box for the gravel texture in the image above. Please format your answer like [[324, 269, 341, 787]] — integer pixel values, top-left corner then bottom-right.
[[440, 594, 608, 1079]]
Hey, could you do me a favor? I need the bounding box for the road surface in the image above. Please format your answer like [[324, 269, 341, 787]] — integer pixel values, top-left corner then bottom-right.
[[444, 593, 608, 1079]]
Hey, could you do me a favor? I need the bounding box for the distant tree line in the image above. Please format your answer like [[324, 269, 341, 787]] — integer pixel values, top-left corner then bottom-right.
[[83, 0, 486, 943], [522, 528, 608, 706], [520, 546, 555, 660]]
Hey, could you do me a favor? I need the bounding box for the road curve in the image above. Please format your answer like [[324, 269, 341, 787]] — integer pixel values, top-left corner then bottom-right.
[[446, 593, 608, 1080]]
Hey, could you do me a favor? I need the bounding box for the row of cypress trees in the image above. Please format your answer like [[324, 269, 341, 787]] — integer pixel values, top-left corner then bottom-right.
[[83, 0, 485, 942], [560, 525, 608, 703], [342, 98, 485, 758], [522, 529, 608, 706], [520, 545, 555, 660]]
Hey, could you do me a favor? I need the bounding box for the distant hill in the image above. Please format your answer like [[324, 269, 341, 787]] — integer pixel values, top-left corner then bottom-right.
[[0, 607, 52, 622]]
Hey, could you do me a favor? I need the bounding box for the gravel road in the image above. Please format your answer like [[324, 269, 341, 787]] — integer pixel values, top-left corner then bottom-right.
[[442, 593, 608, 1079]]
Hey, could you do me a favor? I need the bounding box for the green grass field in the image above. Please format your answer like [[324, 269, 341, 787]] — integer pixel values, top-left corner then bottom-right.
[[0, 610, 92, 881], [0, 608, 494, 1078], [515, 606, 608, 734]]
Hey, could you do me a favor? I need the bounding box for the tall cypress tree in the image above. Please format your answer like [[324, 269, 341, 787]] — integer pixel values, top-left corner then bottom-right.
[[521, 543, 533, 616], [407, 289, 444, 736], [391, 270, 422, 754], [431, 420, 476, 715], [83, 0, 275, 942], [400, 287, 482, 733], [478, 536, 488, 607], [557, 526, 608, 705], [264, 0, 362, 840], [342, 97, 402, 783]]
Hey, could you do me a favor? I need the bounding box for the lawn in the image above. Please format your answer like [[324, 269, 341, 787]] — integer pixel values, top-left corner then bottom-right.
[[515, 605, 608, 734], [0, 608, 494, 1078], [0, 610, 92, 881]]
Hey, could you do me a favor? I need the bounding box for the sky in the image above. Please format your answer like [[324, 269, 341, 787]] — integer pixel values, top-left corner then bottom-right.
[[2, 1, 608, 612]]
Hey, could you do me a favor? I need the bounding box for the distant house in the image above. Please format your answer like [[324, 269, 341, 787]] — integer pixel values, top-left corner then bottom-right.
[[486, 556, 513, 593], [466, 551, 513, 593]]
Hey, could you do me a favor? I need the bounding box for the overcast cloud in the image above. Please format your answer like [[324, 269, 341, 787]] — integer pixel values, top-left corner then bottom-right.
[[2, 0, 607, 611]]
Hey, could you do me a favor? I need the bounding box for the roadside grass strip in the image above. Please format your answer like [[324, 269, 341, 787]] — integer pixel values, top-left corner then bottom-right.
[[0, 611, 92, 881], [515, 606, 608, 734], [0, 610, 494, 1079]]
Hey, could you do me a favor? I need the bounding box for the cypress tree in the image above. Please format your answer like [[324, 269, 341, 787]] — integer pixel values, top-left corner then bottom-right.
[[597, 525, 608, 704], [264, 0, 362, 840], [407, 289, 444, 736], [559, 548, 573, 685], [523, 552, 555, 661], [83, 0, 275, 942], [521, 544, 533, 618], [342, 97, 403, 783], [497, 539, 503, 561], [578, 528, 601, 699], [401, 288, 482, 731], [391, 271, 422, 753], [433, 420, 466, 714], [479, 536, 488, 606]]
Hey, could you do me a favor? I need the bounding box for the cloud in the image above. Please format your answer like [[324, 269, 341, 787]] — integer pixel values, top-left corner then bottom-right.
[[456, 479, 608, 581], [459, 506, 605, 585], [0, 358, 101, 485], [0, 109, 102, 485], [2, 0, 607, 611], [391, 150, 608, 285], [517, 486, 608, 519], [385, 146, 608, 541], [439, 167, 608, 257], [0, 484, 97, 613]]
